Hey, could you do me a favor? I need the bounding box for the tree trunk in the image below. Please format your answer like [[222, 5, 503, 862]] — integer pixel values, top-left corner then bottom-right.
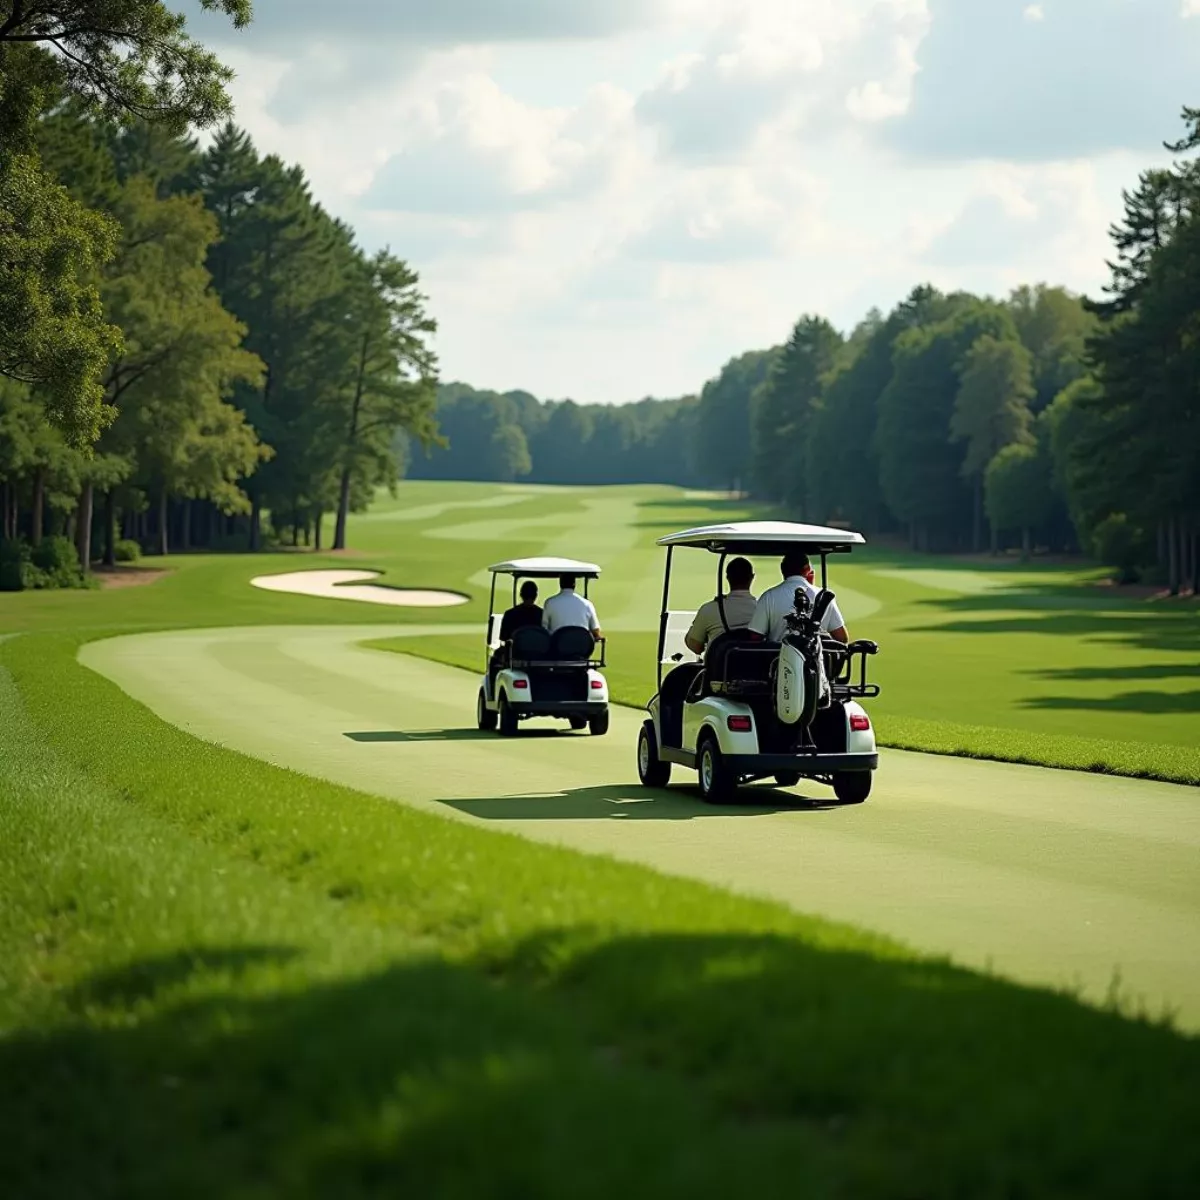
[[314, 512, 323, 552], [181, 500, 191, 552], [973, 478, 984, 554], [1021, 527, 1032, 561], [76, 484, 93, 573], [1191, 527, 1199, 596], [103, 491, 116, 567], [31, 468, 45, 545], [292, 503, 300, 547], [1165, 514, 1180, 594], [333, 466, 352, 551], [157, 489, 169, 556], [249, 495, 261, 552], [1, 482, 10, 540]]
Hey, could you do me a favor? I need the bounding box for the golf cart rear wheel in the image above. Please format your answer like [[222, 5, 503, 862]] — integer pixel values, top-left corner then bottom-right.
[[477, 689, 497, 732], [589, 708, 610, 736], [569, 716, 588, 730], [774, 771, 802, 788], [832, 771, 871, 805], [637, 721, 671, 788], [697, 733, 736, 804], [498, 695, 518, 737]]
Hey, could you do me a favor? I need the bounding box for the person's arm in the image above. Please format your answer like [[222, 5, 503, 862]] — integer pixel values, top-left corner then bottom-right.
[[499, 610, 513, 642], [683, 604, 708, 655], [746, 596, 769, 642], [823, 597, 848, 643], [541, 602, 552, 630], [587, 600, 603, 642]]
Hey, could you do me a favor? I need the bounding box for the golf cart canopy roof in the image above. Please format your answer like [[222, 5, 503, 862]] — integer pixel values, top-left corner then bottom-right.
[[657, 521, 865, 556], [487, 556, 601, 578]]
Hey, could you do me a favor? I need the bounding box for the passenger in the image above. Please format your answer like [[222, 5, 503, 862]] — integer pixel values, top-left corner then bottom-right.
[[542, 573, 602, 641], [500, 579, 542, 642], [748, 551, 849, 644], [684, 556, 757, 656]]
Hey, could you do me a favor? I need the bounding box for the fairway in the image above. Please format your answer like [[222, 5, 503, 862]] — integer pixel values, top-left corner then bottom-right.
[[82, 622, 1200, 1026]]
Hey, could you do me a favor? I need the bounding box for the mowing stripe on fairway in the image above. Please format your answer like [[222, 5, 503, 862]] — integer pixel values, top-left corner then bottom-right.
[[81, 623, 1200, 1029]]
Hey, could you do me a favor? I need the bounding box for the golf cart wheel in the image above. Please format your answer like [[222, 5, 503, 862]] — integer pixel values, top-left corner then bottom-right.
[[774, 771, 802, 788], [697, 733, 736, 804], [477, 689, 497, 732], [498, 694, 519, 737], [569, 716, 588, 731], [637, 721, 671, 788], [588, 707, 610, 736], [832, 772, 872, 805]]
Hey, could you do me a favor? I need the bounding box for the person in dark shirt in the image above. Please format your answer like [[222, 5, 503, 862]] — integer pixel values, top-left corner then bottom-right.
[[500, 580, 542, 642]]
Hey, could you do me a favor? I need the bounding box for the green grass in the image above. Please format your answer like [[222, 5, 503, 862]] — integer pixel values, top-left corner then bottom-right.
[[2, 480, 1199, 1194], [3, 634, 1199, 1198]]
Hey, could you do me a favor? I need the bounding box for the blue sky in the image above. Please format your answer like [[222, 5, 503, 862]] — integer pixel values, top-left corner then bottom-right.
[[190, 0, 1197, 402]]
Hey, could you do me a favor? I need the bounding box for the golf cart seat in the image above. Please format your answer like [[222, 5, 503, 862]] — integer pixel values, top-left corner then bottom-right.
[[705, 631, 777, 697], [550, 625, 595, 663], [510, 625, 552, 664]]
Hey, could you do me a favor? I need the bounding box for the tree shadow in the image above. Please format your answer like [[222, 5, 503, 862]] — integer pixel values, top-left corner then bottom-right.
[[3, 930, 1196, 1197], [438, 782, 841, 822], [1020, 690, 1200, 716], [1025, 663, 1200, 683], [344, 728, 571, 744]]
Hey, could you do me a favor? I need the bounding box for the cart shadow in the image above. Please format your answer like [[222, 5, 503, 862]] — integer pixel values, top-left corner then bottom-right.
[[344, 728, 572, 743], [438, 783, 842, 822]]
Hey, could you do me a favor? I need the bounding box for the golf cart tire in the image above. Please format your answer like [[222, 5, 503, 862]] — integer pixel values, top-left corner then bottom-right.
[[569, 716, 588, 731], [637, 721, 671, 788], [498, 694, 519, 737], [774, 771, 802, 788], [832, 771, 872, 805], [589, 708, 610, 736], [697, 733, 737, 804], [477, 689, 498, 732]]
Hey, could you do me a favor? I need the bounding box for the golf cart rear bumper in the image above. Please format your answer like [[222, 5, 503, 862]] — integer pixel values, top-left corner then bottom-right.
[[727, 752, 878, 775], [511, 701, 608, 718]]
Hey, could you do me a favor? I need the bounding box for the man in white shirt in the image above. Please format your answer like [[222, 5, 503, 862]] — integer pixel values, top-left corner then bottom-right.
[[748, 551, 849, 644], [685, 557, 757, 656], [542, 574, 603, 641]]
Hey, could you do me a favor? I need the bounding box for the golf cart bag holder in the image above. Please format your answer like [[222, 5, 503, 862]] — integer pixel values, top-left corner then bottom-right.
[[828, 639, 880, 701]]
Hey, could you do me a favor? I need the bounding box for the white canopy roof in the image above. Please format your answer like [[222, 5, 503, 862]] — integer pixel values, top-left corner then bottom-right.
[[657, 521, 865, 554], [487, 556, 601, 577]]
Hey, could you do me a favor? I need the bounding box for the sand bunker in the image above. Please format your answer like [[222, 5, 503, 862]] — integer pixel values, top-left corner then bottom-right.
[[250, 569, 469, 607]]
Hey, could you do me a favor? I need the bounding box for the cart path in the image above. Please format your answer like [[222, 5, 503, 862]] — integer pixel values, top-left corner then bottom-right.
[[81, 624, 1200, 1028]]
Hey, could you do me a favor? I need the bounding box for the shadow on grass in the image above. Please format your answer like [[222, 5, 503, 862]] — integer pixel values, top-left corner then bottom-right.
[[1026, 663, 1200, 683], [438, 782, 841, 822], [1020, 690, 1200, 715], [3, 932, 1197, 1198], [344, 728, 573, 744]]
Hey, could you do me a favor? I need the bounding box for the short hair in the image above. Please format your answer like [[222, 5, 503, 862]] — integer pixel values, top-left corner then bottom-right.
[[726, 556, 754, 588], [781, 550, 811, 577], [559, 574, 576, 589], [520, 580, 538, 602]]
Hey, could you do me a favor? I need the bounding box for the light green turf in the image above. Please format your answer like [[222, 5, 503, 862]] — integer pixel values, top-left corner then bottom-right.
[[81, 624, 1200, 1027]]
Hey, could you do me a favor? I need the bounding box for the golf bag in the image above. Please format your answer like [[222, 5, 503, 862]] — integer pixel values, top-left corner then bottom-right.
[[774, 586, 835, 728]]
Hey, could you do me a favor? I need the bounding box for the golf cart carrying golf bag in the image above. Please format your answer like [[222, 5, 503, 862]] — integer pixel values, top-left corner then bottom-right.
[[774, 587, 835, 728]]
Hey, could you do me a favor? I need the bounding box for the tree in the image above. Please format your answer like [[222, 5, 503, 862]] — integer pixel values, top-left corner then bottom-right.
[[331, 249, 439, 551], [0, 2, 252, 132], [692, 348, 779, 492], [1007, 284, 1097, 411], [751, 315, 842, 507], [950, 335, 1035, 551], [984, 442, 1055, 559]]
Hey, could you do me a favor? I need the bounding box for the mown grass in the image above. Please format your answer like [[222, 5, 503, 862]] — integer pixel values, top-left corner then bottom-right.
[[3, 633, 1199, 1198]]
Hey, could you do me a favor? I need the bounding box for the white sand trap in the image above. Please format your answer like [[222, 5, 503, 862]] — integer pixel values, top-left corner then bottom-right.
[[250, 569, 469, 607]]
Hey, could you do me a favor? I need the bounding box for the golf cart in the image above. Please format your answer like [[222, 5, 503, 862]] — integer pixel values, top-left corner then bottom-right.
[[477, 556, 610, 737], [636, 522, 881, 804]]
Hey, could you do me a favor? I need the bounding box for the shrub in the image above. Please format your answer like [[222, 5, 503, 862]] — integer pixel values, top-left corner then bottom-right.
[[114, 538, 142, 564], [1092, 513, 1152, 584], [0, 537, 90, 591], [0, 538, 28, 591]]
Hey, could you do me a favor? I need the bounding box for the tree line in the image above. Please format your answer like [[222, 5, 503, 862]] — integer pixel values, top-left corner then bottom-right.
[[418, 111, 1200, 592], [1, 4, 438, 587]]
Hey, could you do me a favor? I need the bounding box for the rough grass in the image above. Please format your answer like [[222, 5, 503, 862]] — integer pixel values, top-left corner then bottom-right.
[[2, 633, 1198, 1198]]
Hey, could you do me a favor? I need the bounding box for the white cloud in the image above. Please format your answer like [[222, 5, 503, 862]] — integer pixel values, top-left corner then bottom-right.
[[1024, 5, 1045, 22]]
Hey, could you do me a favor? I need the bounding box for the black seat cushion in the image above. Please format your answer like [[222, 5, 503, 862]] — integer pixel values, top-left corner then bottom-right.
[[704, 629, 755, 687], [550, 625, 595, 661], [510, 625, 552, 662]]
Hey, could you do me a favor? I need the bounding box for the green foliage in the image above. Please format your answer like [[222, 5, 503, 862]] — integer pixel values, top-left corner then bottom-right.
[[0, 533, 87, 589], [113, 536, 140, 562], [984, 442, 1056, 555], [1091, 514, 1153, 584], [692, 348, 780, 492], [951, 335, 1035, 479]]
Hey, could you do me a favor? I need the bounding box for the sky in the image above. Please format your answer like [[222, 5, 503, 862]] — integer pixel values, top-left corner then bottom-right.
[[186, 0, 1200, 403]]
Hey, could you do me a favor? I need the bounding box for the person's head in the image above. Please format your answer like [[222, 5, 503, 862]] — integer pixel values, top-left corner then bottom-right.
[[519, 580, 538, 605], [559, 574, 577, 591], [781, 551, 813, 583], [726, 556, 754, 591]]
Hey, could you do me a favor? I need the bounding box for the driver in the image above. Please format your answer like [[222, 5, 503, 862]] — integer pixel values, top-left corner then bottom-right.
[[542, 573, 603, 642], [748, 551, 849, 644], [684, 556, 757, 656], [500, 579, 542, 642]]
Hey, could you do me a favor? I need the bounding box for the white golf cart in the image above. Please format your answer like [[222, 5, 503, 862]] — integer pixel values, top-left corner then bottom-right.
[[476, 556, 610, 737], [636, 522, 881, 804]]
